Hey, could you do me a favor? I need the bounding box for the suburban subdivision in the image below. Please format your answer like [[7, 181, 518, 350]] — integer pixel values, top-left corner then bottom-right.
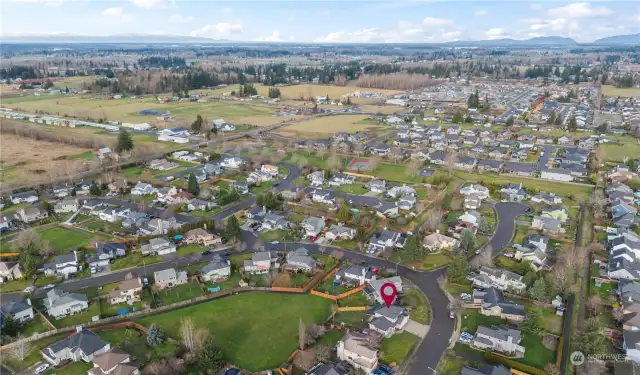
[[2, 11, 640, 375]]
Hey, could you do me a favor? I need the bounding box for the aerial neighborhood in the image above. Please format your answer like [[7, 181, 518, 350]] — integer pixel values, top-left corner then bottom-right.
[[2, 22, 640, 375]]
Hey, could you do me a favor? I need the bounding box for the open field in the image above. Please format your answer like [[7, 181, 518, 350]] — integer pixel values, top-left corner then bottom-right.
[[600, 135, 640, 162], [602, 85, 640, 97], [39, 226, 92, 251], [138, 292, 331, 371], [0, 133, 93, 187], [275, 114, 382, 138]]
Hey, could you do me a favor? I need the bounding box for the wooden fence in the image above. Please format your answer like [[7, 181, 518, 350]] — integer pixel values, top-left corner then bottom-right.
[[337, 306, 367, 312]]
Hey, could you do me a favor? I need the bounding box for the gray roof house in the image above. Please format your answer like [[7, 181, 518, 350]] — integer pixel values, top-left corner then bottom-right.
[[0, 298, 34, 324], [307, 362, 351, 375], [140, 237, 176, 256], [88, 243, 126, 269], [54, 198, 79, 214], [368, 305, 409, 338], [153, 268, 188, 289], [41, 251, 79, 278], [42, 328, 110, 365], [473, 287, 525, 321], [461, 365, 511, 375], [44, 288, 89, 319], [200, 255, 231, 282], [10, 190, 39, 204], [302, 216, 326, 237], [285, 247, 318, 272], [473, 325, 525, 356]]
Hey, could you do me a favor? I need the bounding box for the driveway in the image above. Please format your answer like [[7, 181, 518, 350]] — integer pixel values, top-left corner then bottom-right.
[[486, 202, 529, 258], [403, 319, 430, 338]]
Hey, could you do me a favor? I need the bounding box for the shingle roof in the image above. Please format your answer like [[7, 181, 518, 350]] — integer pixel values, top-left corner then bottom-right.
[[46, 328, 108, 356]]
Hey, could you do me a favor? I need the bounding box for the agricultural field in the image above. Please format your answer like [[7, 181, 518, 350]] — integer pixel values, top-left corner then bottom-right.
[[275, 114, 383, 138], [0, 133, 94, 187], [602, 85, 640, 97]]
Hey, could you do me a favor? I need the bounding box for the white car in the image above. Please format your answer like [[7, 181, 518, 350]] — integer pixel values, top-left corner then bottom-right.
[[271, 241, 280, 244], [42, 284, 55, 290], [503, 252, 515, 258], [23, 285, 36, 293], [35, 363, 50, 374]]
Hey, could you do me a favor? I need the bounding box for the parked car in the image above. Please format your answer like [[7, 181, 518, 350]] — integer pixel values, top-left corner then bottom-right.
[[379, 364, 393, 374], [503, 252, 515, 258], [201, 250, 212, 256], [35, 364, 50, 374], [42, 284, 55, 290], [271, 241, 280, 244], [23, 285, 36, 293], [449, 311, 455, 319], [460, 293, 472, 300]]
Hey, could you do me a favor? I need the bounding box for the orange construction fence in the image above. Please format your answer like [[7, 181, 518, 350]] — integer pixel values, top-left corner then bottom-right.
[[0, 253, 20, 257], [321, 267, 339, 282], [343, 171, 375, 179], [272, 287, 304, 293], [215, 177, 237, 183], [337, 306, 367, 312], [335, 283, 368, 299], [310, 290, 338, 301]]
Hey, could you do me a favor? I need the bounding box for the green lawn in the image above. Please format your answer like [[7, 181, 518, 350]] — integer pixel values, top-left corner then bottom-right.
[[445, 282, 473, 296], [1, 334, 66, 371], [442, 356, 475, 375], [334, 311, 368, 329], [0, 278, 34, 293], [514, 333, 556, 369], [176, 244, 207, 257], [39, 226, 91, 251], [315, 330, 344, 348], [460, 309, 505, 334], [49, 302, 100, 328], [96, 327, 142, 347], [333, 183, 369, 195], [138, 293, 331, 371], [600, 135, 640, 162], [337, 291, 369, 307], [331, 239, 359, 251], [126, 338, 180, 365], [69, 151, 96, 161], [590, 279, 616, 301], [44, 361, 92, 375], [540, 308, 563, 335], [403, 289, 431, 325], [380, 332, 418, 365], [22, 314, 52, 336], [111, 252, 163, 271], [259, 229, 298, 242], [373, 163, 422, 184], [154, 281, 204, 306], [390, 250, 451, 270], [121, 166, 145, 177]]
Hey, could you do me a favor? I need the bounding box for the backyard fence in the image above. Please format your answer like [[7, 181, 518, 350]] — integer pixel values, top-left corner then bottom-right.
[[336, 306, 367, 312]]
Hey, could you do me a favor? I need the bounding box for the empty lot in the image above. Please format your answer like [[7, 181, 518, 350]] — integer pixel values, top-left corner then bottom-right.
[[275, 114, 383, 138]]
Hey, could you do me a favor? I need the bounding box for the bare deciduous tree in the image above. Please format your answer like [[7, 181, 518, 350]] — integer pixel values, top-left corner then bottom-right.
[[180, 318, 197, 351], [423, 208, 443, 233], [8, 335, 31, 362], [545, 363, 561, 375], [12, 228, 51, 256], [444, 152, 458, 176], [298, 317, 307, 350], [586, 294, 604, 317]]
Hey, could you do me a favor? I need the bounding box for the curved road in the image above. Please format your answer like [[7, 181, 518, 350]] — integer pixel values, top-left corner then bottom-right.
[[1, 168, 526, 375]]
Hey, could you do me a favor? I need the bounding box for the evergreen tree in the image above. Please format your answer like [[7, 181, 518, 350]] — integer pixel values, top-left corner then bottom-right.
[[187, 173, 200, 196], [452, 112, 463, 123], [147, 324, 165, 347], [89, 184, 103, 196], [403, 234, 425, 262], [521, 307, 542, 335], [191, 114, 204, 132], [459, 229, 476, 253], [567, 116, 578, 132], [574, 317, 606, 356], [447, 255, 469, 284], [336, 202, 351, 223], [505, 116, 515, 127], [528, 278, 548, 301], [117, 130, 134, 152], [198, 337, 226, 374], [225, 215, 242, 241]]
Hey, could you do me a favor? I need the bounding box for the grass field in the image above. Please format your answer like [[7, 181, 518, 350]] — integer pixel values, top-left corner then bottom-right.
[[403, 289, 431, 325], [50, 302, 100, 328], [275, 114, 382, 137], [39, 226, 91, 251], [600, 135, 640, 162], [380, 332, 418, 365], [1, 334, 67, 371], [602, 85, 640, 97], [460, 309, 504, 334], [138, 293, 331, 371]]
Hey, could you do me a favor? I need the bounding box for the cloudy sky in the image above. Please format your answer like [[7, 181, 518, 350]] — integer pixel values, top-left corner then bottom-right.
[[2, 1, 640, 43]]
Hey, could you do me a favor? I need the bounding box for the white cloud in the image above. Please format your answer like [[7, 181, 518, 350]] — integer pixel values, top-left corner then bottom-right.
[[222, 7, 232, 13], [519, 18, 542, 24], [257, 31, 284, 42], [632, 9, 640, 22], [190, 22, 242, 38], [168, 14, 193, 24], [102, 7, 136, 23], [547, 2, 614, 19], [314, 17, 461, 43], [485, 28, 510, 40], [530, 4, 542, 11], [130, 0, 174, 9], [474, 9, 489, 17], [321, 10, 331, 16]]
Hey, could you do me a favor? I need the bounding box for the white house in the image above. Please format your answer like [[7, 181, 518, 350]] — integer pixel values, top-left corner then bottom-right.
[[42, 328, 110, 366], [131, 182, 156, 195], [139, 237, 176, 256], [472, 325, 525, 356], [307, 171, 325, 186], [368, 305, 409, 338], [220, 157, 245, 169], [337, 331, 379, 373], [470, 266, 526, 292], [459, 184, 490, 200], [541, 168, 574, 182]]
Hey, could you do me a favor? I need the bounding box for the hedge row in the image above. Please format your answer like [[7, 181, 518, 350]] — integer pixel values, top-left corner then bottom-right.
[[484, 350, 547, 375]]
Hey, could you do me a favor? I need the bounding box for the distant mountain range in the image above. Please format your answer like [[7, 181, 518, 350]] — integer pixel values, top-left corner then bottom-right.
[[2, 33, 640, 46]]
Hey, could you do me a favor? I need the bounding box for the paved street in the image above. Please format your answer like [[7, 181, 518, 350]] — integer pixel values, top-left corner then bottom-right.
[[486, 202, 528, 257]]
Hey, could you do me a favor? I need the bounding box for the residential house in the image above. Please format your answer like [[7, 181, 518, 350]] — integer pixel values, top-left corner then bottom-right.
[[285, 247, 318, 272], [335, 263, 376, 286], [504, 162, 536, 177], [107, 179, 128, 192], [159, 126, 189, 137], [398, 195, 417, 210], [608, 165, 638, 184], [499, 183, 527, 202], [461, 365, 511, 375], [153, 268, 188, 289], [307, 171, 325, 186], [470, 266, 526, 292], [464, 194, 482, 210], [459, 210, 482, 227], [532, 216, 563, 235], [459, 184, 489, 200], [131, 182, 156, 195], [336, 331, 379, 373], [140, 237, 176, 256], [188, 198, 216, 211], [167, 192, 194, 205], [542, 206, 569, 223], [558, 135, 574, 146], [541, 168, 573, 182], [531, 192, 563, 205], [428, 150, 446, 165], [220, 157, 245, 169], [243, 251, 279, 274], [0, 262, 23, 283], [42, 328, 110, 365], [329, 173, 356, 186], [422, 231, 458, 251], [231, 182, 249, 195], [200, 255, 231, 282], [368, 305, 409, 338], [88, 348, 140, 375], [447, 125, 461, 135], [10, 190, 38, 204], [375, 201, 399, 218], [183, 228, 220, 246], [365, 277, 402, 304], [44, 288, 89, 319], [302, 216, 326, 237], [311, 190, 336, 205], [0, 298, 34, 323], [52, 185, 71, 198], [138, 218, 182, 236], [108, 277, 143, 305], [307, 362, 351, 375], [455, 156, 477, 171], [326, 225, 356, 241], [262, 212, 290, 230], [17, 203, 48, 223], [148, 159, 179, 171], [88, 243, 126, 270], [368, 179, 386, 194], [476, 159, 503, 173], [387, 185, 416, 199], [473, 325, 525, 356], [368, 229, 405, 252], [42, 251, 79, 278], [473, 287, 526, 322], [97, 147, 113, 159], [54, 198, 79, 214]]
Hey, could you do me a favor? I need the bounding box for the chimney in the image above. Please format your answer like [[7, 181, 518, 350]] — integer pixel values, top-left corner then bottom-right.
[[26, 298, 32, 306], [436, 229, 440, 234], [75, 325, 83, 333], [203, 223, 207, 230]]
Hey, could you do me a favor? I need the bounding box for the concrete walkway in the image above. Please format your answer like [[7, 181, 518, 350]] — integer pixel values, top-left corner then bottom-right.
[[404, 320, 430, 338]]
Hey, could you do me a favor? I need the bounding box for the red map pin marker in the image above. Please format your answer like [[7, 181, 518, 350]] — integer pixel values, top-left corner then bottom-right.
[[380, 282, 397, 308]]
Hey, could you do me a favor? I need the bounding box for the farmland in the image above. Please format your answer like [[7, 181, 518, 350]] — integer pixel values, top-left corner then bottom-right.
[[275, 114, 383, 138], [602, 85, 640, 97]]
